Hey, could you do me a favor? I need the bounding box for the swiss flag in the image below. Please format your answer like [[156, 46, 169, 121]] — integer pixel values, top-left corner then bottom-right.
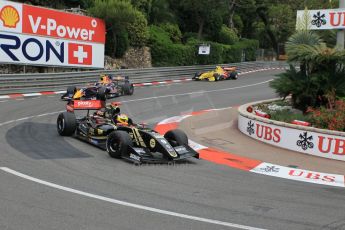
[[68, 43, 92, 65]]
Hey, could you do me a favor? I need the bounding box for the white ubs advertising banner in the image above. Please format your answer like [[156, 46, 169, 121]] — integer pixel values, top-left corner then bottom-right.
[[251, 162, 345, 187], [238, 115, 345, 161], [0, 32, 104, 68], [297, 8, 345, 30]]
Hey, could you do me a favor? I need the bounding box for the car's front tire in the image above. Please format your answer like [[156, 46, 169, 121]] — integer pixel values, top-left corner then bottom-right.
[[123, 83, 134, 95], [97, 87, 107, 101], [67, 85, 76, 95], [106, 131, 133, 158], [164, 129, 188, 146]]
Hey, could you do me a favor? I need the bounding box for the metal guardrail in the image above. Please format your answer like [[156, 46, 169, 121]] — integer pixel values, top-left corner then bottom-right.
[[0, 61, 289, 95]]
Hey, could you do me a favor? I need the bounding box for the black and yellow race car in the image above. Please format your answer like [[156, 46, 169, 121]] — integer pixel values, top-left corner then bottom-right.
[[61, 74, 134, 101], [57, 100, 199, 163]]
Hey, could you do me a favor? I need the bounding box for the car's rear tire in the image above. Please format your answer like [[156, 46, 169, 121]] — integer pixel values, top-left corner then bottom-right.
[[230, 71, 238, 80], [106, 131, 133, 158], [123, 83, 134, 95], [67, 86, 76, 95], [193, 72, 201, 80], [213, 73, 221, 81], [164, 129, 188, 146], [57, 112, 76, 136], [97, 87, 107, 101]]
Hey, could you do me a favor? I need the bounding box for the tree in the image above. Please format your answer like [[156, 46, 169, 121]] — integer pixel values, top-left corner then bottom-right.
[[149, 0, 175, 24], [178, 0, 227, 39], [227, 0, 236, 28], [217, 25, 239, 45], [89, 0, 138, 57], [268, 4, 294, 47], [131, 0, 152, 18], [127, 10, 149, 46]]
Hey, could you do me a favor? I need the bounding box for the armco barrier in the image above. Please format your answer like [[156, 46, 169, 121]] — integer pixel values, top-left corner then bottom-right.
[[238, 99, 345, 162], [0, 61, 288, 95]]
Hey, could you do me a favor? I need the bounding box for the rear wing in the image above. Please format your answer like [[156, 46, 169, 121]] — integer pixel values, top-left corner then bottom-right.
[[110, 75, 129, 82], [223, 67, 236, 71], [66, 100, 105, 112]]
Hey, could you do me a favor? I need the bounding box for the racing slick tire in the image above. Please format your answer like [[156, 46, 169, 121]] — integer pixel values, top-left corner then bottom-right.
[[229, 71, 238, 80], [164, 129, 188, 147], [97, 87, 107, 101], [67, 86, 77, 95], [57, 112, 76, 136], [193, 72, 201, 80], [213, 73, 221, 81], [123, 83, 134, 95], [61, 86, 76, 99], [106, 131, 133, 158]]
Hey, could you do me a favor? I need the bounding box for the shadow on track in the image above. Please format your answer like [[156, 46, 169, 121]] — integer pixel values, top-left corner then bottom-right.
[[6, 122, 91, 159]]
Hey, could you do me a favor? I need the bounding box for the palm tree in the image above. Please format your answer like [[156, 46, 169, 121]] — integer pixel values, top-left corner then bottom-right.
[[270, 31, 345, 110]]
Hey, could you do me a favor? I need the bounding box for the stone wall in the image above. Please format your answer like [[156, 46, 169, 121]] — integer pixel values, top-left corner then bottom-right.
[[0, 47, 152, 74], [104, 47, 152, 69]]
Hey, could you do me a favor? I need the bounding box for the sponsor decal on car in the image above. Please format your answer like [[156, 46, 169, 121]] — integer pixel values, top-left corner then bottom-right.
[[89, 138, 98, 145], [174, 146, 188, 154], [168, 151, 178, 158], [132, 147, 146, 154], [73, 100, 104, 110], [129, 153, 140, 161], [149, 138, 156, 148]]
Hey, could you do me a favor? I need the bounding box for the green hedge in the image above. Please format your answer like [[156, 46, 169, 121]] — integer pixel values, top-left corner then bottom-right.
[[148, 25, 259, 66], [148, 26, 194, 66]]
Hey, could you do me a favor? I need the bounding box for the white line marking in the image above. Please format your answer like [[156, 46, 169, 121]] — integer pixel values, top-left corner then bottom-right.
[[22, 93, 42, 97], [121, 80, 273, 103], [0, 100, 8, 103], [0, 111, 63, 127], [0, 167, 266, 230]]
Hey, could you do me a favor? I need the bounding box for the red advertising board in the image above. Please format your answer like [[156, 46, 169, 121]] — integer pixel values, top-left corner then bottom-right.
[[22, 4, 105, 43]]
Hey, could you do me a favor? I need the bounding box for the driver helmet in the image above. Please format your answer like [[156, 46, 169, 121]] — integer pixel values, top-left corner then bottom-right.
[[116, 114, 129, 125], [100, 75, 110, 83]]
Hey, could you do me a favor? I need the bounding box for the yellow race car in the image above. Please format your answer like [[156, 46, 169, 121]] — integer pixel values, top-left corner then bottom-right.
[[193, 66, 238, 81]]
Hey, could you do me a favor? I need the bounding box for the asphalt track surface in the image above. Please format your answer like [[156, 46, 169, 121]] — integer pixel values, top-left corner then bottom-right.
[[1, 70, 345, 230]]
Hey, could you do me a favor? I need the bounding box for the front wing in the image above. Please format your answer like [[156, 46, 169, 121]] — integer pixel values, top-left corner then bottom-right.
[[122, 145, 199, 164]]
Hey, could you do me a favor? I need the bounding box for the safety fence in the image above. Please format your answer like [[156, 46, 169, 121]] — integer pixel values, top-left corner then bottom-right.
[[0, 61, 289, 95]]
